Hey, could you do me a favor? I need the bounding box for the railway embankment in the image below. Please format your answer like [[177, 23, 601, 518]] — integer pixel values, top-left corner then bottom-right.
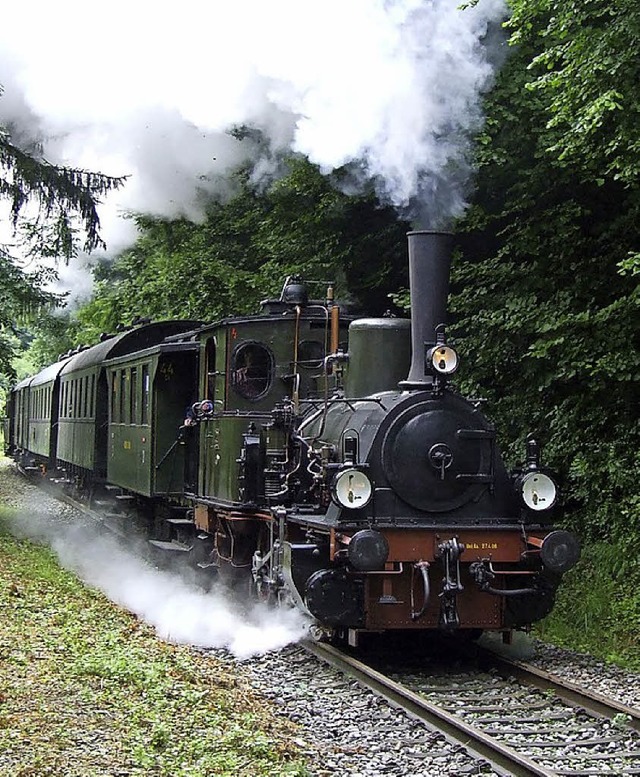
[[0, 459, 311, 777]]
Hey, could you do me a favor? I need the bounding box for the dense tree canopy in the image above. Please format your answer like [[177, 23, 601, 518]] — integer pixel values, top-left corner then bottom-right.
[[508, 0, 640, 190], [0, 85, 124, 383], [451, 0, 639, 552], [68, 158, 410, 346]]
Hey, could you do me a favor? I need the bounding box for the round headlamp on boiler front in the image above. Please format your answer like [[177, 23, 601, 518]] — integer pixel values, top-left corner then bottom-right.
[[331, 468, 373, 510], [426, 344, 459, 375], [518, 471, 557, 511]]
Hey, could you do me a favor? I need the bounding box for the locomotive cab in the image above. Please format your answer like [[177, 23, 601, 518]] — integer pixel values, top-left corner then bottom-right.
[[188, 286, 352, 580]]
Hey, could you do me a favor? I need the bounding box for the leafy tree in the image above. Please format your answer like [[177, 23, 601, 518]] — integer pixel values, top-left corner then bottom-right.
[[508, 0, 640, 189], [72, 158, 410, 345], [0, 84, 124, 385], [451, 0, 639, 552]]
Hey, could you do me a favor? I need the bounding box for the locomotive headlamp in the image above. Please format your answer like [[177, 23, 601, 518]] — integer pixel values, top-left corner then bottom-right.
[[332, 468, 373, 510], [540, 530, 581, 574], [427, 344, 459, 375], [519, 471, 557, 511], [348, 529, 389, 571]]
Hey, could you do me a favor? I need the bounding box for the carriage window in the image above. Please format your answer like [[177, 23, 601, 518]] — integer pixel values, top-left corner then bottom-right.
[[231, 342, 274, 400], [205, 337, 216, 399], [82, 377, 87, 417], [120, 370, 127, 423], [89, 374, 95, 417], [111, 372, 118, 422], [130, 367, 138, 424], [141, 365, 150, 425]]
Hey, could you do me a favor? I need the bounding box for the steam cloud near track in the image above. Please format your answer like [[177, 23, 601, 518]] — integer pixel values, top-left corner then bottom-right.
[[8, 495, 309, 658], [1, 0, 506, 288]]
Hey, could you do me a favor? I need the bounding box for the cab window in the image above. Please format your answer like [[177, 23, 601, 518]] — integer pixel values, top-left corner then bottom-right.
[[231, 342, 274, 400]]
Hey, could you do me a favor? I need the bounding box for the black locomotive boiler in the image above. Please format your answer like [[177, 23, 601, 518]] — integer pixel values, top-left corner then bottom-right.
[[5, 231, 580, 644]]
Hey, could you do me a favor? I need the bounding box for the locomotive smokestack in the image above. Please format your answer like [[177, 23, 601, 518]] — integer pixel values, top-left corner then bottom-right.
[[401, 230, 454, 389]]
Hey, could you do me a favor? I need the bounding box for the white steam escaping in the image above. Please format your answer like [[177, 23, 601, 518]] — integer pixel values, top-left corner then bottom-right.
[[1, 0, 506, 267], [8, 497, 309, 658]]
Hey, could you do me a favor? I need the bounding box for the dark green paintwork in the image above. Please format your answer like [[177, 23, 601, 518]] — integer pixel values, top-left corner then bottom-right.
[[57, 321, 200, 477], [105, 345, 198, 497], [345, 318, 411, 397], [195, 310, 349, 506]]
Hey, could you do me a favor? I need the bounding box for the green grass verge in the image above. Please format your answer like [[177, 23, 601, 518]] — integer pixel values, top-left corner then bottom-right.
[[0, 506, 310, 777], [536, 540, 640, 670]]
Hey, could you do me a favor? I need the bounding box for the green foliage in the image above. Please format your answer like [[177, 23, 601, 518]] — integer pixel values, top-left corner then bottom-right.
[[451, 2, 640, 553], [14, 310, 81, 372], [507, 0, 640, 183], [536, 539, 640, 669], [0, 97, 125, 260], [0, 253, 58, 381], [0, 498, 310, 776], [0, 84, 125, 387], [72, 157, 409, 344]]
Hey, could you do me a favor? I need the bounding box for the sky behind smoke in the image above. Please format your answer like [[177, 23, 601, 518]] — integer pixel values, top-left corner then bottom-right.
[[1, 0, 506, 295]]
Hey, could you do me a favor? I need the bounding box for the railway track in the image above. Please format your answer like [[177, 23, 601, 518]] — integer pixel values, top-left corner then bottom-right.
[[305, 640, 640, 777]]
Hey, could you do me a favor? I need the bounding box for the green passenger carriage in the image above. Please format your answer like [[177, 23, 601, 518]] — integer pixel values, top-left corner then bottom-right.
[[26, 358, 71, 467], [103, 333, 200, 497], [57, 322, 200, 489]]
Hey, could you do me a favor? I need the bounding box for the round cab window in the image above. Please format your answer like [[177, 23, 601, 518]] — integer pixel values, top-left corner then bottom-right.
[[231, 342, 274, 400]]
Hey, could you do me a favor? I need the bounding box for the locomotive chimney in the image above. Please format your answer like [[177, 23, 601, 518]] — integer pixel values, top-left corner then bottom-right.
[[401, 230, 454, 389]]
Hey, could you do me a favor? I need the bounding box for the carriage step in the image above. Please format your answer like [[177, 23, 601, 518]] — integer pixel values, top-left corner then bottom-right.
[[148, 539, 192, 553], [92, 499, 114, 509], [115, 494, 135, 502], [24, 466, 40, 473], [102, 513, 126, 531], [104, 484, 121, 492], [165, 518, 194, 527]]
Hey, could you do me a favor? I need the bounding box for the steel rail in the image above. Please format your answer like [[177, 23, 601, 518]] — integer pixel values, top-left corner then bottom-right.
[[478, 648, 640, 733], [304, 640, 557, 777]]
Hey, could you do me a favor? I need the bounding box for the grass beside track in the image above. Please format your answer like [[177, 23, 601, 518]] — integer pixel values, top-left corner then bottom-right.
[[536, 541, 640, 671], [0, 469, 310, 776]]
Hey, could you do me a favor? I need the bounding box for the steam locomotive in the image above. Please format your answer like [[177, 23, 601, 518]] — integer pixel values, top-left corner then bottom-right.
[[4, 231, 580, 644]]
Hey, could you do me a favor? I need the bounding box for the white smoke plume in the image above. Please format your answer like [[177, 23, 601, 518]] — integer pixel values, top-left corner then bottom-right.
[[1, 0, 507, 294], [7, 497, 309, 658]]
